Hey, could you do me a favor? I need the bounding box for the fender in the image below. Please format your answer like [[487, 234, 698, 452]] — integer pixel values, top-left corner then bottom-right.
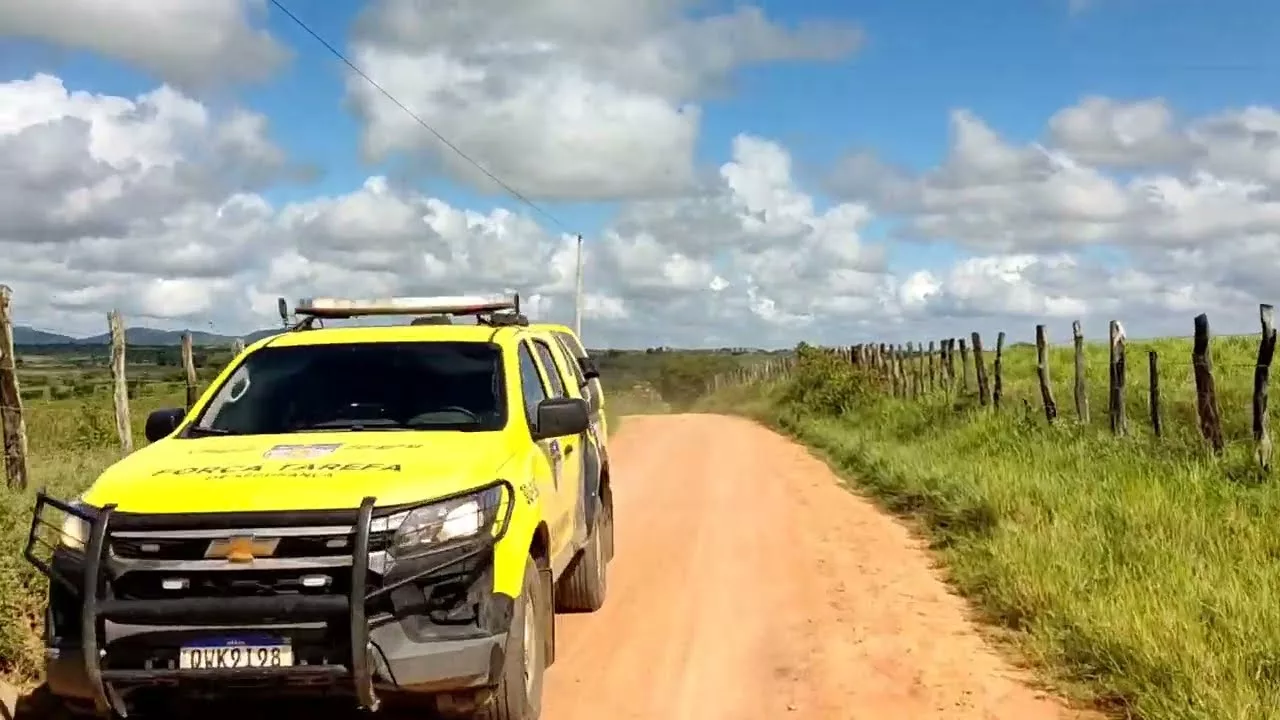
[[492, 452, 555, 598], [580, 433, 604, 534]]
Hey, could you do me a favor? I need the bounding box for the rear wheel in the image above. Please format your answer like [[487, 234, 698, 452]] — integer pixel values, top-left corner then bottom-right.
[[477, 557, 545, 720], [602, 485, 615, 563], [553, 505, 608, 613]]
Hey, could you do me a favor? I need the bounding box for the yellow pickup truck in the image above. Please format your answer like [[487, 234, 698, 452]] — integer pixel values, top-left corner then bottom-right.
[[25, 294, 615, 719]]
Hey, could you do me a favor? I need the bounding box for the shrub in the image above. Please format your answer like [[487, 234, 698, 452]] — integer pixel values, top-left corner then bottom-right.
[[778, 343, 875, 417]]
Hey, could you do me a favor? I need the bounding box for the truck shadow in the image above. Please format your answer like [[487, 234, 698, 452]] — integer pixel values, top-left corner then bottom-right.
[[5, 684, 458, 720]]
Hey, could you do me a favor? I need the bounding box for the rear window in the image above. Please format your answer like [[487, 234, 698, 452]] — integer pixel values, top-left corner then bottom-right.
[[191, 341, 506, 436]]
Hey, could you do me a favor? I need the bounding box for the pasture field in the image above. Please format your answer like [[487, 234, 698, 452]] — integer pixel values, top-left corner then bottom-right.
[[699, 332, 1280, 720]]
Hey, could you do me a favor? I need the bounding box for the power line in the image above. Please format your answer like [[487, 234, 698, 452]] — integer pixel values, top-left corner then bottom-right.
[[266, 0, 574, 234]]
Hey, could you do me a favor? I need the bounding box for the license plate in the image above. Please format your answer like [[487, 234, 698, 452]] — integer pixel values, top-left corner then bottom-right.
[[178, 640, 293, 670]]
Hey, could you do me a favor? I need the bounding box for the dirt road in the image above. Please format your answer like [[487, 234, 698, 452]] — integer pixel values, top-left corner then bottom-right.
[[542, 414, 1087, 720]]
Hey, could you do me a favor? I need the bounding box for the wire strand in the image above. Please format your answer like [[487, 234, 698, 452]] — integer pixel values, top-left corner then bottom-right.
[[266, 0, 574, 234]]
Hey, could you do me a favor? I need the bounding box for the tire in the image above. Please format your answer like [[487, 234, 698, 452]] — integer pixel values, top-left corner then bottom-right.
[[553, 505, 608, 613], [602, 487, 615, 563], [477, 557, 545, 720]]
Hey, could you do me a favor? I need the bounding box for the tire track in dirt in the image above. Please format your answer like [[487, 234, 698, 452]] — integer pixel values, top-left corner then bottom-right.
[[541, 413, 1097, 720]]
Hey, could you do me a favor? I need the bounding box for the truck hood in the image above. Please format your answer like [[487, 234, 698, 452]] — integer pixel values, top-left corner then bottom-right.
[[80, 431, 516, 514]]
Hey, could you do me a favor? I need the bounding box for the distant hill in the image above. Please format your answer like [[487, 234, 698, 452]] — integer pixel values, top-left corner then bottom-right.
[[12, 325, 282, 348], [12, 327, 76, 344]]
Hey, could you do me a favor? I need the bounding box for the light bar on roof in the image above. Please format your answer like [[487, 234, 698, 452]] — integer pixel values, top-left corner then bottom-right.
[[294, 294, 519, 319]]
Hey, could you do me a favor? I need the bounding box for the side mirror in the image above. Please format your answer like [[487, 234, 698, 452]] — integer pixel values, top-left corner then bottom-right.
[[144, 408, 186, 443], [531, 397, 590, 441], [577, 356, 601, 382]]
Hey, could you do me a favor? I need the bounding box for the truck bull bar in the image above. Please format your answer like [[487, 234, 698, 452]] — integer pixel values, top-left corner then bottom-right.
[[23, 481, 516, 718]]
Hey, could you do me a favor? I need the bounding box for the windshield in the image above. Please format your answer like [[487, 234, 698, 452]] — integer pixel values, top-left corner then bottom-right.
[[190, 341, 506, 436]]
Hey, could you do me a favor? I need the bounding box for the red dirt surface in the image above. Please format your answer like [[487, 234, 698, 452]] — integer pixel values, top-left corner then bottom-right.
[[541, 414, 1094, 720]]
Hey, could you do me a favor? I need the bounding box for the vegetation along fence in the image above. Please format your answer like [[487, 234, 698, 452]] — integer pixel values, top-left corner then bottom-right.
[[708, 304, 1280, 474], [0, 285, 243, 490]]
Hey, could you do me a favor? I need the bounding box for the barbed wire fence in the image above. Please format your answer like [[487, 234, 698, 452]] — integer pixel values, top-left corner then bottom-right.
[[0, 285, 236, 489], [705, 304, 1280, 473]]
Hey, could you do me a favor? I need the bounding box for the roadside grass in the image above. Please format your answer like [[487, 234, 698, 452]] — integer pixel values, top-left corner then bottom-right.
[[699, 337, 1280, 720], [0, 390, 186, 686]]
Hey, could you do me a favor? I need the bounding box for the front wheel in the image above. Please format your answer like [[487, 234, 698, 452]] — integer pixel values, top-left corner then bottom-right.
[[553, 505, 608, 613], [477, 557, 546, 720]]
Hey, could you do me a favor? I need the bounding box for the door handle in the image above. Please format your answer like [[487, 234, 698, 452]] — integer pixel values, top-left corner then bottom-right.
[[564, 445, 575, 457]]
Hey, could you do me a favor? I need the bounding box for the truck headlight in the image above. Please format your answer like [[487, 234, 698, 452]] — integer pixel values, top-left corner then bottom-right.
[[371, 486, 506, 560], [58, 503, 90, 552]]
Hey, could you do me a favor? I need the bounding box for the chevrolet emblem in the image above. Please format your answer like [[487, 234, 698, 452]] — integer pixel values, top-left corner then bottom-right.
[[204, 535, 280, 563]]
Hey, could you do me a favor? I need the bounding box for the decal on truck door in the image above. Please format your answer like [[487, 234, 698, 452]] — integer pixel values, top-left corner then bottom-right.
[[548, 439, 563, 489]]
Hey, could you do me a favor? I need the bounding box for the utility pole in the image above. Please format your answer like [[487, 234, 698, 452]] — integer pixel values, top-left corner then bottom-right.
[[573, 233, 584, 337]]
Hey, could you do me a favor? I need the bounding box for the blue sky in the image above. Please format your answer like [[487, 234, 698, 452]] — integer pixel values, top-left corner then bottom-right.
[[6, 0, 1280, 344], [19, 0, 1274, 267]]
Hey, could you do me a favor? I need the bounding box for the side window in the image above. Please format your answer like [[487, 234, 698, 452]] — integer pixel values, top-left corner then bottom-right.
[[554, 336, 587, 389], [517, 342, 548, 427], [532, 340, 568, 398], [553, 331, 587, 360], [555, 330, 602, 411]]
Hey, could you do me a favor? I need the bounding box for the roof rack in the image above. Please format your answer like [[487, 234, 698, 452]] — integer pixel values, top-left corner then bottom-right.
[[477, 310, 529, 327], [280, 294, 526, 331]]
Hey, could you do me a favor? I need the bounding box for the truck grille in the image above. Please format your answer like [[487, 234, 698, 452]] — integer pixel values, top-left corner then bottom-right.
[[112, 569, 353, 601], [111, 532, 391, 560]]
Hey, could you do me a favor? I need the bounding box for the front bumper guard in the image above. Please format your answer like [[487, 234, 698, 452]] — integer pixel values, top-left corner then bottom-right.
[[23, 481, 516, 718]]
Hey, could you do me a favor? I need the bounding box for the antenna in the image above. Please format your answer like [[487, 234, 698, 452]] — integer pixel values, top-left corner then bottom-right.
[[276, 297, 290, 328]]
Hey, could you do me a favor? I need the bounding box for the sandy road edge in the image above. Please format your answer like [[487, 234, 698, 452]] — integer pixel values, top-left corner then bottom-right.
[[699, 409, 1111, 720]]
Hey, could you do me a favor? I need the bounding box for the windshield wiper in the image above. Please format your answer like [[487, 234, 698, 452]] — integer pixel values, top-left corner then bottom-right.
[[187, 426, 242, 436], [294, 418, 411, 432]]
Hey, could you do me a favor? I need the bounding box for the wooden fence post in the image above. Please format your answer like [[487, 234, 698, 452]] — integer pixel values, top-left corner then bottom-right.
[[1148, 350, 1162, 438], [1072, 321, 1089, 424], [946, 338, 957, 388], [182, 333, 199, 412], [897, 345, 908, 398], [959, 338, 971, 393], [0, 285, 29, 490], [927, 340, 937, 393], [1035, 324, 1058, 424], [1192, 313, 1224, 454], [993, 332, 1005, 410], [1255, 304, 1276, 472], [942, 335, 952, 386], [914, 342, 925, 398], [1108, 320, 1127, 436], [971, 332, 990, 407], [906, 342, 917, 399], [108, 311, 133, 453], [899, 343, 909, 398], [890, 345, 901, 394]]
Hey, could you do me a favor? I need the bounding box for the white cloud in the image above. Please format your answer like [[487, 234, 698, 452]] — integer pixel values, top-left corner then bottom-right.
[[824, 94, 1280, 341], [345, 0, 862, 200], [0, 0, 289, 88], [0, 74, 900, 348], [6, 68, 1280, 349]]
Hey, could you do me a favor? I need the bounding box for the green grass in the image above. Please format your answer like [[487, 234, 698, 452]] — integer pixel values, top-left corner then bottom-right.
[[700, 336, 1280, 720], [1, 390, 189, 685]]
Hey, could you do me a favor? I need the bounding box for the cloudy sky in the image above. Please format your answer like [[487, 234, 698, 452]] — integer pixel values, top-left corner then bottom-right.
[[2, 0, 1278, 348]]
